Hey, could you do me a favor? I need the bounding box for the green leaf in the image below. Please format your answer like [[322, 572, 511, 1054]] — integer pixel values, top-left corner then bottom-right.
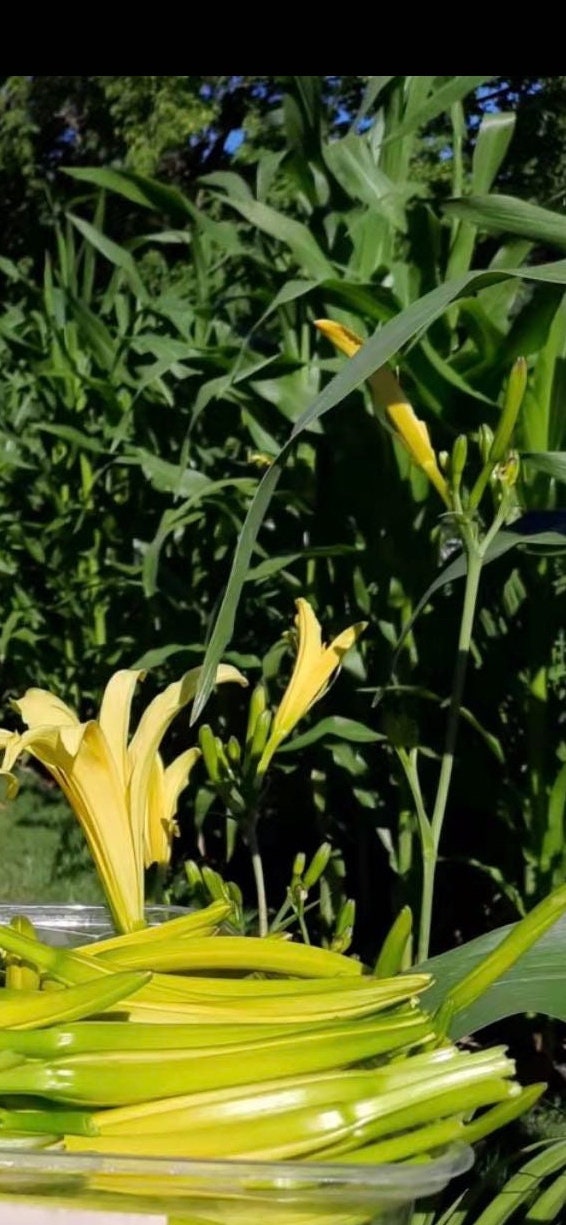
[[384, 77, 494, 143], [323, 134, 408, 228], [472, 112, 516, 196], [445, 193, 566, 250], [371, 683, 503, 762], [142, 477, 255, 597], [191, 260, 566, 724], [67, 214, 146, 298], [278, 716, 383, 753], [391, 512, 566, 672], [64, 167, 191, 225], [447, 112, 516, 280], [66, 295, 119, 373], [131, 643, 204, 670], [246, 544, 360, 584], [209, 194, 333, 280], [421, 912, 566, 1036], [32, 424, 105, 455], [522, 451, 566, 482], [439, 1142, 566, 1225], [351, 77, 396, 128], [127, 451, 211, 498]]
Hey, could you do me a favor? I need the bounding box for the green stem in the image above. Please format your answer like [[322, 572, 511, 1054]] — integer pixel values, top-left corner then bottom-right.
[[246, 820, 268, 938], [417, 541, 484, 963]]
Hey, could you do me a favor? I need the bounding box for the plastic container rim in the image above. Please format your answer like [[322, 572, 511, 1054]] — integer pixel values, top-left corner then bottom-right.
[[0, 1144, 474, 1201]]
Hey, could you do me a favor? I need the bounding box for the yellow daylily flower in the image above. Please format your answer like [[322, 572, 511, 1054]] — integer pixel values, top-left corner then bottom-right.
[[0, 665, 246, 932], [315, 319, 450, 506], [258, 599, 367, 773]]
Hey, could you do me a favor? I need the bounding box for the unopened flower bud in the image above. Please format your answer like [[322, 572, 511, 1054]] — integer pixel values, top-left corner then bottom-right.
[[490, 357, 527, 464], [292, 852, 306, 879], [478, 423, 494, 465], [449, 434, 468, 496], [303, 842, 332, 889]]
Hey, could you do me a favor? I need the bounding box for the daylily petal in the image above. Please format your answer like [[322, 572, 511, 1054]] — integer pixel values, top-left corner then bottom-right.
[[270, 599, 322, 739], [0, 769, 20, 801], [259, 600, 366, 771], [145, 755, 167, 869], [315, 319, 450, 506], [0, 723, 85, 776], [3, 664, 246, 933], [98, 669, 146, 790], [387, 404, 449, 502], [315, 319, 364, 358], [0, 729, 19, 755], [128, 665, 247, 885], [58, 723, 141, 932], [161, 747, 201, 824], [1, 721, 141, 931], [12, 688, 80, 730], [144, 747, 200, 869]]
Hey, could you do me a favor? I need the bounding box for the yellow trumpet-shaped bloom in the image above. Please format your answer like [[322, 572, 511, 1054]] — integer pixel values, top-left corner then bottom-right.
[[258, 599, 366, 773], [315, 320, 450, 506], [0, 665, 246, 932]]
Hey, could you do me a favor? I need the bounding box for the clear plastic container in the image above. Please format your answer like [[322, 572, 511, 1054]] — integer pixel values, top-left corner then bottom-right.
[[0, 905, 474, 1222]]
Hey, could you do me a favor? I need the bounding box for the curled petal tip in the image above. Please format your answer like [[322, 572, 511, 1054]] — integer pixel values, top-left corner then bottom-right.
[[314, 319, 365, 358]]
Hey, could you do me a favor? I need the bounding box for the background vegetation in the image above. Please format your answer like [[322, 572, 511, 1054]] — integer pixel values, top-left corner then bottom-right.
[[0, 74, 565, 969]]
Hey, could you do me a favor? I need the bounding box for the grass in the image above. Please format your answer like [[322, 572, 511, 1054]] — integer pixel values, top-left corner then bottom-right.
[[0, 766, 104, 905]]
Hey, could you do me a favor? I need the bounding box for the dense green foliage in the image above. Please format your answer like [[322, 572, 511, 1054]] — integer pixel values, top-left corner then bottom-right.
[[0, 74, 565, 968]]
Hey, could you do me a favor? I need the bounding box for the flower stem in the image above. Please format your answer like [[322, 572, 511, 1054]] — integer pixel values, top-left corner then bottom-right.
[[245, 819, 268, 937], [417, 540, 484, 963]]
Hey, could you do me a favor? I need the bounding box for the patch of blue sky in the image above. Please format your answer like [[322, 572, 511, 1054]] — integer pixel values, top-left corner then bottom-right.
[[224, 128, 245, 155]]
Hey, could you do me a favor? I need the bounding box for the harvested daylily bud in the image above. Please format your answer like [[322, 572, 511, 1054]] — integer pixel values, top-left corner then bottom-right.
[[374, 906, 413, 978], [5, 916, 40, 992]]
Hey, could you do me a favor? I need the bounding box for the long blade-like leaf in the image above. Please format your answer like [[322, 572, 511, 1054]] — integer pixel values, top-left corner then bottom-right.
[[421, 914, 566, 1037], [67, 213, 146, 299], [65, 168, 190, 224], [208, 195, 333, 280], [191, 261, 566, 723], [522, 451, 566, 482], [445, 194, 566, 250], [384, 77, 494, 143]]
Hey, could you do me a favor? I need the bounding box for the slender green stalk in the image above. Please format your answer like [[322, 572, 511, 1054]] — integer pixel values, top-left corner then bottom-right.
[[245, 818, 268, 937], [417, 540, 484, 963]]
